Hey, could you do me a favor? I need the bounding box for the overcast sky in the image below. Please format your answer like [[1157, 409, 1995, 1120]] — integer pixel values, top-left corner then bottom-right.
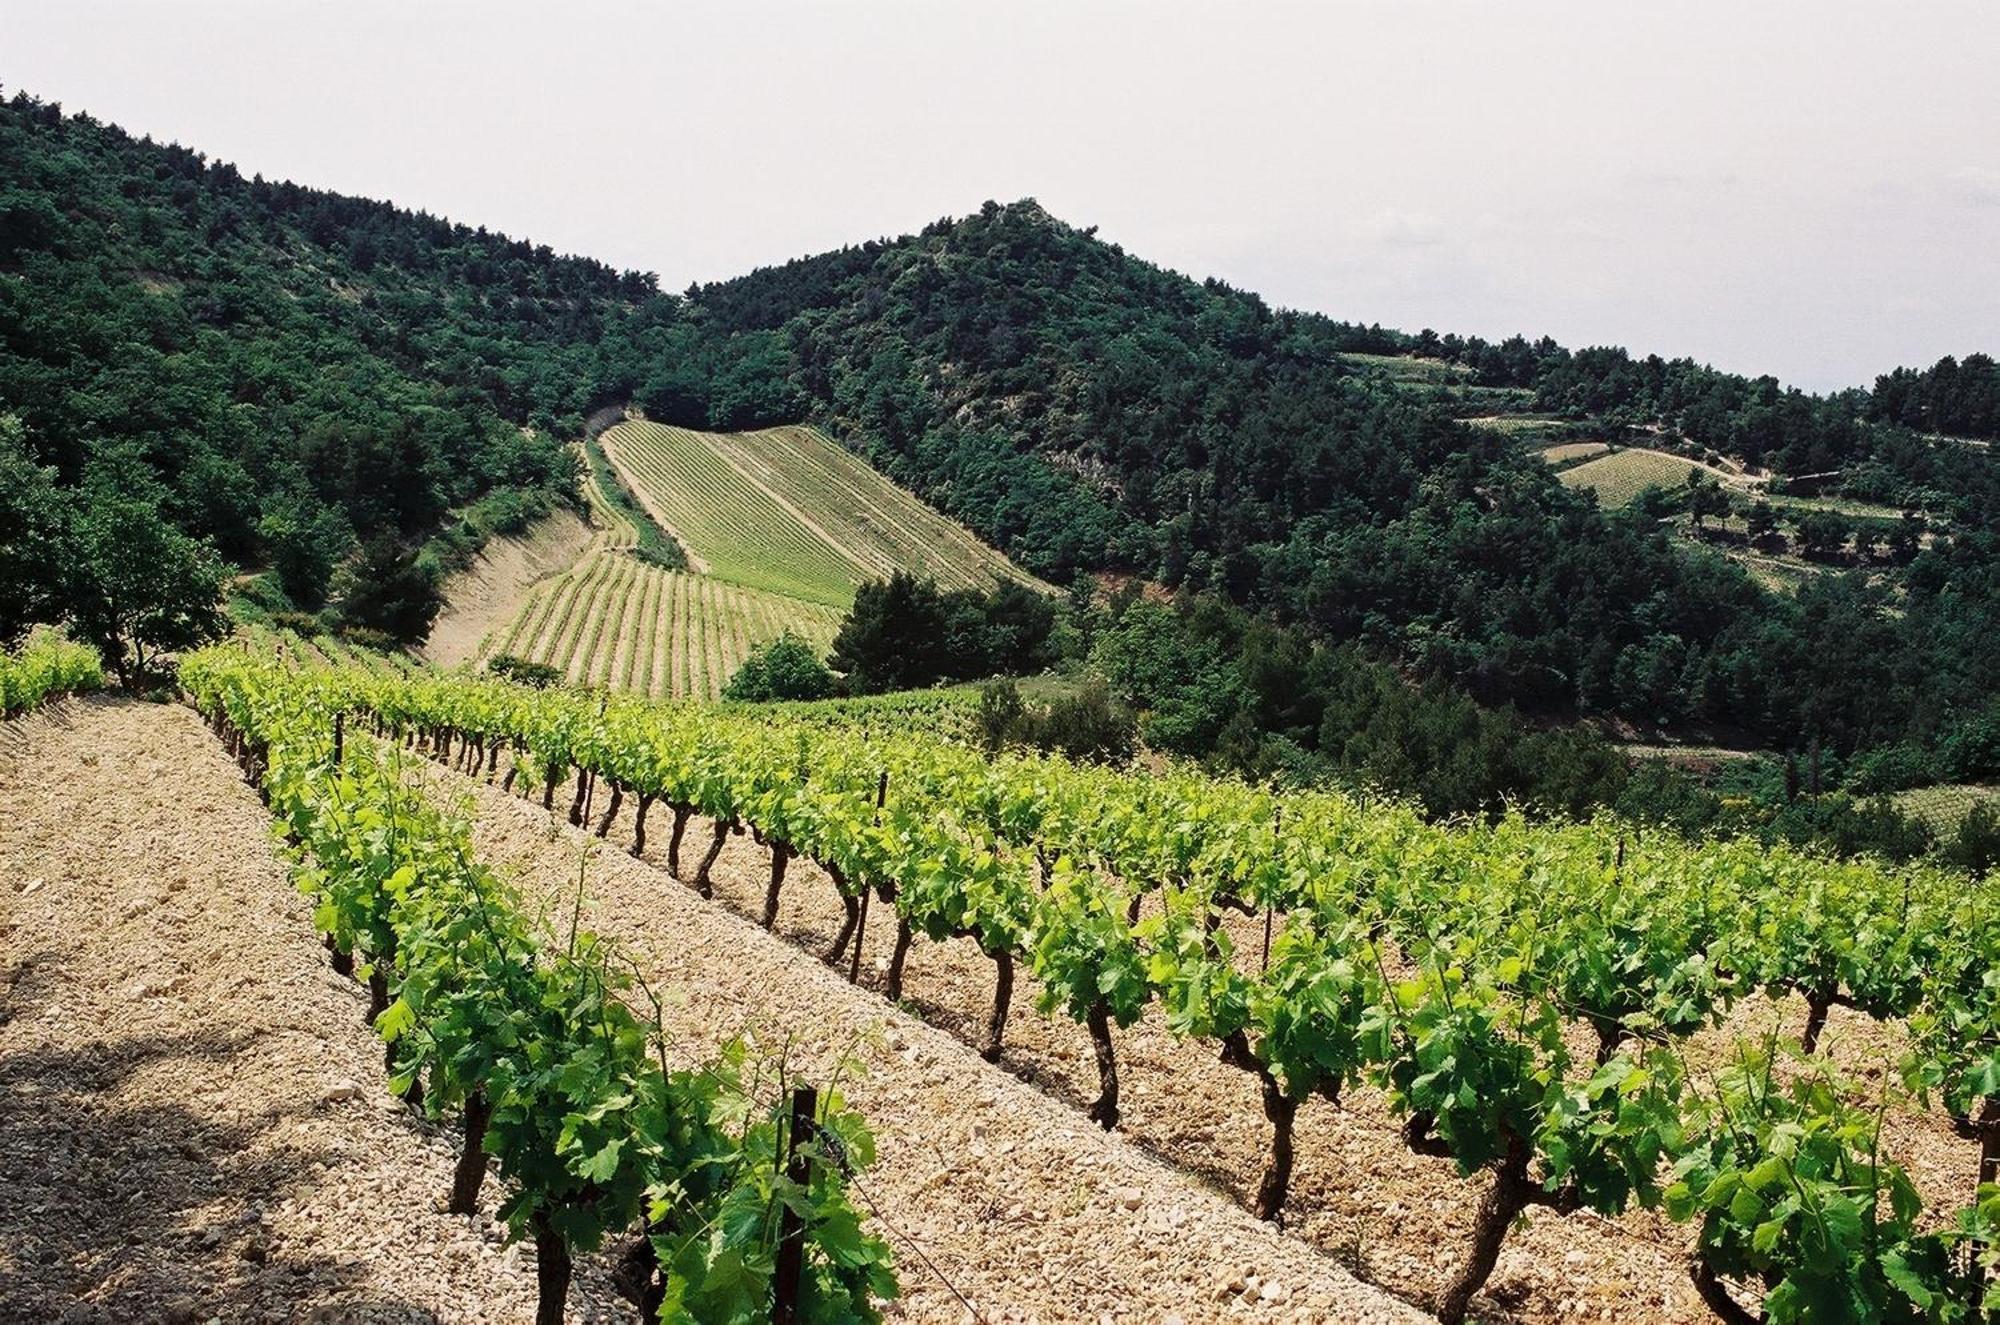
[[5, 1, 1996, 390]]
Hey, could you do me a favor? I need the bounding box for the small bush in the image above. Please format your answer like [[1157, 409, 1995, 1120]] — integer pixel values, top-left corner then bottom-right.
[[488, 654, 562, 688], [1945, 803, 2000, 877], [337, 625, 401, 656], [269, 609, 329, 637], [978, 677, 1136, 764], [723, 633, 834, 702], [1766, 794, 1934, 864]]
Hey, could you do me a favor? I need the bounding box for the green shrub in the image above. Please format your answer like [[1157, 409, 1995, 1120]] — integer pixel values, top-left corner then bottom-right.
[[488, 654, 563, 689], [1944, 803, 2000, 877], [723, 633, 834, 702], [978, 677, 1136, 764]]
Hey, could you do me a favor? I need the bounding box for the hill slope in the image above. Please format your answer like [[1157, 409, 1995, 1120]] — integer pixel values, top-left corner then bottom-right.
[[460, 454, 842, 699], [459, 418, 1043, 699], [601, 420, 1043, 608], [6, 91, 1996, 768], [673, 200, 2000, 761], [0, 91, 669, 635]]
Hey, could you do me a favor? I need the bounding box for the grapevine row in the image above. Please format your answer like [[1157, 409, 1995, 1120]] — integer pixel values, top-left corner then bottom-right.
[[229, 651, 2000, 1324], [181, 650, 897, 1325], [0, 627, 102, 716]]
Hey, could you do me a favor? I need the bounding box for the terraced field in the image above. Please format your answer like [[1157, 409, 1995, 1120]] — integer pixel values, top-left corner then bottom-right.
[[1555, 447, 1712, 506], [462, 418, 1038, 700], [492, 553, 843, 699], [473, 473, 840, 699], [601, 421, 1040, 607], [1537, 440, 1612, 466]]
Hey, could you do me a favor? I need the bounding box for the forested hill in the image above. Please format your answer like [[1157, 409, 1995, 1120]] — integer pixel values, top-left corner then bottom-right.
[[674, 200, 1997, 759], [0, 91, 692, 650], [5, 86, 1996, 777]]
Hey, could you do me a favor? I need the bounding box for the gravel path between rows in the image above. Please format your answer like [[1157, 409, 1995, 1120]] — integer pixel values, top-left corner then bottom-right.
[[0, 698, 633, 1323], [420, 755, 1433, 1324]]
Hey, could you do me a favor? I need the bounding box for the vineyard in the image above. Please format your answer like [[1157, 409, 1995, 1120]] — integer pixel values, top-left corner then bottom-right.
[[175, 645, 2000, 1324], [1538, 441, 1613, 467], [1556, 449, 1716, 507], [467, 452, 840, 699], [0, 628, 102, 715], [178, 650, 895, 1324], [600, 422, 1045, 608], [1894, 784, 2000, 836], [462, 421, 1042, 700]]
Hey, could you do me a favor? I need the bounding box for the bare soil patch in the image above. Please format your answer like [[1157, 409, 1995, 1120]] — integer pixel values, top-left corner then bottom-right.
[[425, 508, 595, 668]]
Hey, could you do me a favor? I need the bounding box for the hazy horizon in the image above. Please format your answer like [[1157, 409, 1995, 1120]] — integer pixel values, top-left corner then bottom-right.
[[4, 0, 1996, 391]]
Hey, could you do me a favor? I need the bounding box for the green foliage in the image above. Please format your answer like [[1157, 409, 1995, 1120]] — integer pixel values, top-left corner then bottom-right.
[[723, 632, 835, 702], [487, 654, 563, 688], [0, 627, 103, 715], [685, 201, 2000, 787], [68, 450, 229, 683], [0, 415, 69, 644], [332, 537, 442, 645], [1797, 510, 1855, 561], [0, 92, 609, 634], [1945, 803, 2000, 877], [977, 677, 1136, 763], [182, 650, 896, 1323], [1869, 353, 2000, 441], [1667, 1049, 1967, 1322], [582, 430, 686, 570], [1089, 600, 1244, 755], [1085, 593, 1631, 820], [829, 571, 1055, 693], [1765, 793, 1936, 864], [227, 648, 2000, 1323], [1686, 471, 1732, 529], [12, 87, 1997, 801]]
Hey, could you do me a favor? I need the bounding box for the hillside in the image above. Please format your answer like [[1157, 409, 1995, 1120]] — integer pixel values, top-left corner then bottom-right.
[[455, 417, 1042, 699], [4, 90, 1996, 779], [674, 201, 2000, 767], [0, 90, 829, 652], [600, 421, 1042, 608], [0, 91, 665, 642], [460, 452, 841, 698]]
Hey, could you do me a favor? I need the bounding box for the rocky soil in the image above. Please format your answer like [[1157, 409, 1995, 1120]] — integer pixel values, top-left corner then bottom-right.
[[0, 698, 632, 1323], [0, 697, 1429, 1323]]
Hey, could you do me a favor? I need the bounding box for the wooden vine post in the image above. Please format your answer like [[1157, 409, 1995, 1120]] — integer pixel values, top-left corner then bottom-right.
[[1261, 805, 1280, 973], [846, 770, 889, 986], [771, 1083, 819, 1325]]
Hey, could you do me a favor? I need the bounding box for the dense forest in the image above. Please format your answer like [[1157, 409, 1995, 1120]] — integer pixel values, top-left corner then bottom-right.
[[5, 93, 1997, 817], [679, 201, 2000, 782]]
